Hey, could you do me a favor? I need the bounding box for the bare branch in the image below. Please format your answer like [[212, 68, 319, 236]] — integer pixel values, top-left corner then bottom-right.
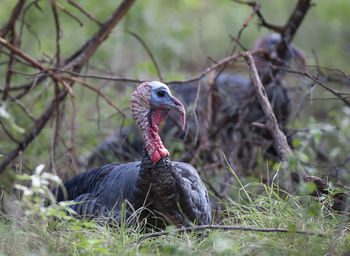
[[10, 68, 144, 83], [231, 1, 260, 55], [243, 52, 292, 159], [272, 65, 350, 106], [125, 30, 164, 81], [67, 0, 102, 26], [0, 0, 27, 101], [0, 0, 26, 37], [282, 0, 311, 44], [0, 119, 21, 144], [51, 3, 61, 66], [46, 0, 83, 27], [166, 51, 247, 85], [213, 0, 260, 83], [233, 0, 284, 33], [64, 76, 127, 117], [64, 0, 136, 68], [0, 88, 68, 173], [7, 95, 37, 121], [0, 36, 48, 70]]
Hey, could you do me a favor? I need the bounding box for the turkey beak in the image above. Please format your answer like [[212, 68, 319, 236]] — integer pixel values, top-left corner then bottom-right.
[[170, 96, 186, 131]]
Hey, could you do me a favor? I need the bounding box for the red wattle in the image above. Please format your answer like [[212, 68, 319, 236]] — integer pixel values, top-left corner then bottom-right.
[[150, 147, 170, 163], [151, 151, 161, 163], [159, 148, 170, 157]]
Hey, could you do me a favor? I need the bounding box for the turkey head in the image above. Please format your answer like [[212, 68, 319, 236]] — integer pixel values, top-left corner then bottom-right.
[[130, 81, 186, 163]]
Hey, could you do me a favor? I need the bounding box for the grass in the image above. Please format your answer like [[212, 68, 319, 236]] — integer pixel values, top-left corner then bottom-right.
[[0, 170, 349, 256]]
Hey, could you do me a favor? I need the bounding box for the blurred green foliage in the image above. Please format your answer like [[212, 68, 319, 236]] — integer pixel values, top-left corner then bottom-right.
[[1, 0, 349, 75]]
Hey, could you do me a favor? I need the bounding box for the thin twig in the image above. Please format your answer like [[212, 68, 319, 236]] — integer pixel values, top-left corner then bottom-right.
[[213, 1, 260, 84], [0, 36, 50, 70], [0, 0, 26, 37], [63, 0, 136, 68], [231, 1, 260, 55], [50, 3, 62, 174], [1, 0, 26, 101], [63, 76, 127, 117], [125, 30, 163, 81], [233, 0, 284, 33], [10, 68, 143, 83], [272, 65, 350, 106], [229, 35, 248, 51], [50, 81, 60, 174], [3, 37, 16, 101], [46, 0, 83, 27], [0, 120, 21, 144], [19, 0, 41, 46], [67, 0, 102, 26], [139, 224, 324, 241], [51, 3, 61, 66], [308, 65, 350, 81], [167, 51, 247, 85], [8, 95, 37, 121]]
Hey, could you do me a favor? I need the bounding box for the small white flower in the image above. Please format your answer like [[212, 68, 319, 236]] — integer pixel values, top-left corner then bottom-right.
[[35, 164, 45, 175], [32, 176, 41, 188], [343, 107, 350, 115]]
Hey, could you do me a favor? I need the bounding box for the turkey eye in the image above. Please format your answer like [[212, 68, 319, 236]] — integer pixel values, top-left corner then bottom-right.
[[157, 91, 165, 97]]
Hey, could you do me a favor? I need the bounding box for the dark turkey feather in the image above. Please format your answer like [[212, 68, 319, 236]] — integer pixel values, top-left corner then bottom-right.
[[56, 158, 211, 227]]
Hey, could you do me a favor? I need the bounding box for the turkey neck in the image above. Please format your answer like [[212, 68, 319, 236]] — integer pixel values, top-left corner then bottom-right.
[[135, 152, 187, 226], [130, 83, 168, 163]]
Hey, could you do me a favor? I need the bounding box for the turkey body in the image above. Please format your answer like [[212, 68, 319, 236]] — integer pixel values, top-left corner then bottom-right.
[[57, 155, 211, 228]]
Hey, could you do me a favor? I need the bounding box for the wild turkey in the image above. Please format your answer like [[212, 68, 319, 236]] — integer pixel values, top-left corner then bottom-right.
[[56, 81, 212, 228]]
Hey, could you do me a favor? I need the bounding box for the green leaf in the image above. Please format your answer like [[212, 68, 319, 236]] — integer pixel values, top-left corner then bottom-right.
[[296, 151, 310, 163], [297, 182, 316, 195], [292, 139, 302, 148], [308, 203, 321, 217]]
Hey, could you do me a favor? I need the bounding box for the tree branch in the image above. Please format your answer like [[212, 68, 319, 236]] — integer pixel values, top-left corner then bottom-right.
[[67, 0, 102, 26], [0, 0, 26, 37]]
